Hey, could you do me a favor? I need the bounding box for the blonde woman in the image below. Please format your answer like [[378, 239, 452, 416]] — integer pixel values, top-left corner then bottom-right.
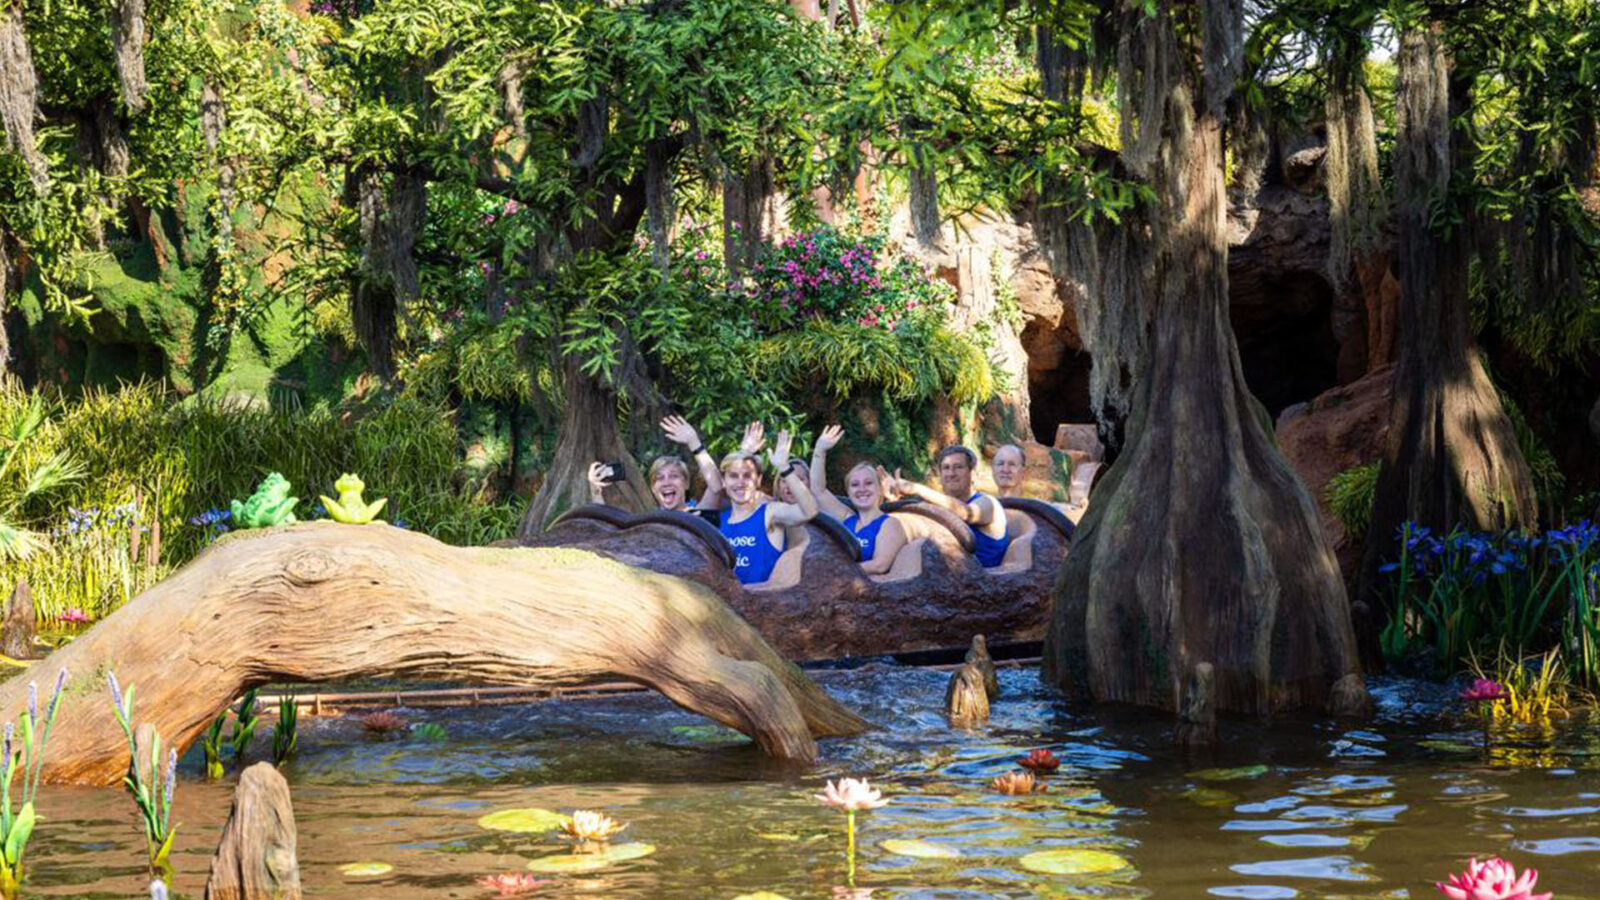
[[810, 424, 908, 575]]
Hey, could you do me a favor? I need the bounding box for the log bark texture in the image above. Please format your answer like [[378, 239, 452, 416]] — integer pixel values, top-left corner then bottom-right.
[[0, 523, 864, 785], [205, 762, 301, 900], [1356, 23, 1536, 611], [1041, 0, 1366, 717]]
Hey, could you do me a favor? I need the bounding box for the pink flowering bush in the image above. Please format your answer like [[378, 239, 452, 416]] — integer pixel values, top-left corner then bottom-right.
[[733, 227, 952, 333]]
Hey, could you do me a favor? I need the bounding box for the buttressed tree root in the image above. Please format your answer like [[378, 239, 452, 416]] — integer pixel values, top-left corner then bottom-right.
[[0, 523, 865, 786]]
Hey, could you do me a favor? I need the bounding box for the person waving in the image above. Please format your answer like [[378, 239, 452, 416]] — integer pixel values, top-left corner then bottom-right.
[[884, 445, 1010, 568], [810, 425, 908, 575], [717, 429, 818, 585]]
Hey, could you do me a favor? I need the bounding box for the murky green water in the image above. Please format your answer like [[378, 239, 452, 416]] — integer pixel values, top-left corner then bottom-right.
[[21, 668, 1600, 898]]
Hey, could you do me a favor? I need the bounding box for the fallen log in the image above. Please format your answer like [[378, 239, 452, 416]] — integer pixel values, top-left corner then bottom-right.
[[0, 523, 865, 785]]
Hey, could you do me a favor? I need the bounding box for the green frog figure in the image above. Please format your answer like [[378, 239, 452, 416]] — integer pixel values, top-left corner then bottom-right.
[[320, 473, 387, 524], [230, 472, 299, 529]]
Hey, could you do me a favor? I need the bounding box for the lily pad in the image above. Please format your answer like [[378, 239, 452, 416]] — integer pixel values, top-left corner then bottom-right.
[[1018, 849, 1131, 875], [339, 862, 393, 877], [477, 808, 570, 833], [526, 842, 656, 874], [1181, 787, 1238, 808], [757, 832, 802, 842], [670, 724, 749, 744], [881, 838, 962, 859], [1189, 765, 1269, 782], [1419, 740, 1478, 754]]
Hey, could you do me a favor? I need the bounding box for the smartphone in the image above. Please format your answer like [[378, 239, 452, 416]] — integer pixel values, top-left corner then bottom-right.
[[600, 462, 627, 484]]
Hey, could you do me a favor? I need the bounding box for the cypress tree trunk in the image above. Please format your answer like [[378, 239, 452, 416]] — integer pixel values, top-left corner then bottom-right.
[[1042, 0, 1367, 717], [1356, 24, 1535, 610], [0, 0, 47, 194], [518, 358, 652, 537], [0, 234, 9, 374]]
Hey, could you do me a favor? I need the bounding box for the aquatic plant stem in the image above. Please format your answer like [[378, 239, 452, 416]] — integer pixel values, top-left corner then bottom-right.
[[846, 810, 856, 886]]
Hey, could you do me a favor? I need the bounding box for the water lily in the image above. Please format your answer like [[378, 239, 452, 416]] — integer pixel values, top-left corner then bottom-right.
[[475, 872, 554, 896], [815, 778, 888, 887], [359, 711, 408, 734], [561, 809, 626, 844], [990, 771, 1041, 795], [1461, 678, 1508, 703], [814, 778, 889, 812], [1018, 748, 1061, 772], [1436, 857, 1551, 900]]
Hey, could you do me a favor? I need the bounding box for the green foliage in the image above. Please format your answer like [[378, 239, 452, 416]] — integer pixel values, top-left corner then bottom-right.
[[1377, 522, 1600, 684], [272, 694, 298, 766], [1325, 462, 1379, 540], [201, 713, 227, 781], [0, 388, 84, 561], [229, 689, 260, 765], [0, 672, 67, 900], [0, 382, 519, 625], [107, 673, 179, 880]]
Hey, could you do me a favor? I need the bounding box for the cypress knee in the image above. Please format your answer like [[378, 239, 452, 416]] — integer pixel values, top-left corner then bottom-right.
[[964, 634, 998, 700], [1, 579, 34, 660], [205, 762, 301, 900], [945, 663, 989, 727]]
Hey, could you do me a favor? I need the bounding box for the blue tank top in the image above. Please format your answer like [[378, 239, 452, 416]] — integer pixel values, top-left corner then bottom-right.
[[720, 504, 784, 585], [842, 512, 890, 560], [967, 493, 1011, 568]]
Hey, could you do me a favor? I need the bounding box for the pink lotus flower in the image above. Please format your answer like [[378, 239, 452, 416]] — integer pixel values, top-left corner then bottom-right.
[[1436, 857, 1551, 900], [475, 873, 554, 896], [814, 778, 889, 811], [59, 609, 89, 624], [1461, 678, 1507, 703]]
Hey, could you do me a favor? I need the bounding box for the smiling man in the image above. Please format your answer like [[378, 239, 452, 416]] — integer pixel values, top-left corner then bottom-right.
[[887, 445, 1011, 568]]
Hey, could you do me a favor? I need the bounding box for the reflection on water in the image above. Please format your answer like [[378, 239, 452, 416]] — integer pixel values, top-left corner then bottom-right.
[[20, 666, 1600, 898]]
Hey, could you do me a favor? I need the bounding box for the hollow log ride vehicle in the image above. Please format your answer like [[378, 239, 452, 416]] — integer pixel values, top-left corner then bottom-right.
[[517, 498, 1076, 661]]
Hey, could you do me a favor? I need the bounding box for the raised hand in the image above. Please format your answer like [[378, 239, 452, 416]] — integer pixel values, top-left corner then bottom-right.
[[740, 421, 766, 455], [769, 429, 793, 474], [587, 461, 609, 490], [660, 415, 701, 448], [877, 465, 900, 500], [816, 424, 844, 453]]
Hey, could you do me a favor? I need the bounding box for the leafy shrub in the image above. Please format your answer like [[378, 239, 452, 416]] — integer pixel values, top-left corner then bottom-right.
[[0, 381, 519, 624], [1325, 462, 1379, 539]]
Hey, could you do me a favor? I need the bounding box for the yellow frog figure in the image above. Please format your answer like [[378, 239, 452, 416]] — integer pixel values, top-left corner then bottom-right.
[[319, 473, 388, 524]]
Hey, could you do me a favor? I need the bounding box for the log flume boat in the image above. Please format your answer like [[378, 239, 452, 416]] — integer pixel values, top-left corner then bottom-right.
[[517, 498, 1075, 661]]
